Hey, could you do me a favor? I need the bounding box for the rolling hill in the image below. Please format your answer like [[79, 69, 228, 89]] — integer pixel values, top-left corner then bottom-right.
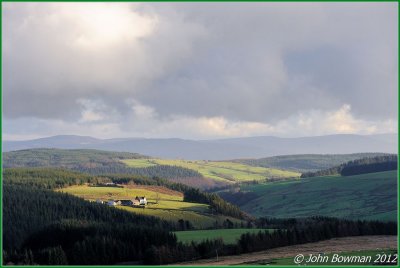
[[3, 148, 147, 169], [122, 159, 300, 183], [4, 133, 397, 160], [217, 170, 397, 221], [3, 149, 300, 189], [233, 153, 391, 173]]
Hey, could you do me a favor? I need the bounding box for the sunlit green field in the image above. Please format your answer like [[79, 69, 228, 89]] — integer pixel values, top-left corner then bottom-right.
[[174, 228, 274, 245], [120, 158, 157, 168], [121, 158, 300, 183], [58, 185, 241, 228], [59, 184, 182, 201]]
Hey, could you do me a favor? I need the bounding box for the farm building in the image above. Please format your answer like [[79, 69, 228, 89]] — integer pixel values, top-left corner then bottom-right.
[[107, 200, 122, 206], [106, 197, 147, 207], [107, 200, 117, 206], [132, 198, 140, 206], [120, 200, 133, 206], [134, 196, 147, 206]]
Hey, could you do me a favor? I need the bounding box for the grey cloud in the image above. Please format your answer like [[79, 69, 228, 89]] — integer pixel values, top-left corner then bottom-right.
[[3, 2, 398, 139]]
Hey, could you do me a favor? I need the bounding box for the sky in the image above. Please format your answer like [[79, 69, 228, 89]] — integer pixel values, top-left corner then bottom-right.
[[3, 2, 398, 140]]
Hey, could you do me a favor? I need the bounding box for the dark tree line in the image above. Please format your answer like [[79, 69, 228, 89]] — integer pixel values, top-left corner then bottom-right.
[[76, 164, 203, 179], [3, 168, 96, 189], [341, 156, 398, 176], [301, 155, 397, 178], [183, 188, 248, 219]]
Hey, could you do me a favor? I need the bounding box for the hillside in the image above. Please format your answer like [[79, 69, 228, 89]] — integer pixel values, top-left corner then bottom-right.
[[3, 149, 300, 189], [4, 183, 175, 264], [217, 170, 397, 221], [3, 149, 217, 189], [58, 184, 243, 229], [3, 167, 247, 225], [3, 148, 147, 169], [122, 159, 300, 183], [233, 153, 391, 172], [301, 155, 398, 177], [4, 133, 397, 159]]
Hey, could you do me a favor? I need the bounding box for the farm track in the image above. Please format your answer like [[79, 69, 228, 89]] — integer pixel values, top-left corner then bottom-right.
[[176, 235, 397, 265]]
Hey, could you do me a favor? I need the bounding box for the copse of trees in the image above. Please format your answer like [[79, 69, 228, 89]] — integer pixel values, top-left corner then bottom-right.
[[183, 188, 248, 219], [341, 156, 397, 176], [301, 155, 397, 178]]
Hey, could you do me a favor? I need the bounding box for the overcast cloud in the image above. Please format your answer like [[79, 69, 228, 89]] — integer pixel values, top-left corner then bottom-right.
[[3, 2, 398, 140]]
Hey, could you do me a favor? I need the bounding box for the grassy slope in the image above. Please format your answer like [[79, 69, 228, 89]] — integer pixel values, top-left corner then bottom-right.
[[174, 228, 274, 245], [121, 159, 300, 183], [235, 153, 390, 173], [59, 185, 242, 228], [120, 159, 158, 168], [234, 171, 397, 221]]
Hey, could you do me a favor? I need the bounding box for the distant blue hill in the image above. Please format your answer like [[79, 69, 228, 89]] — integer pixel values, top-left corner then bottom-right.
[[3, 133, 397, 160]]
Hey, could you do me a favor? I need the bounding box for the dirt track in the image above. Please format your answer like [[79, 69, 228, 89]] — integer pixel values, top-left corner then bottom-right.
[[176, 235, 397, 265]]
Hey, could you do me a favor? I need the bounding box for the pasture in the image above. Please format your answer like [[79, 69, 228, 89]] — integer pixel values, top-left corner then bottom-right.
[[58, 185, 241, 228], [120, 158, 157, 168], [174, 228, 274, 245], [234, 170, 397, 221], [122, 158, 300, 183]]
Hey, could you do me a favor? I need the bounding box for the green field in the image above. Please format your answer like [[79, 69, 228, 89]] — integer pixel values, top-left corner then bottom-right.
[[258, 249, 398, 265], [120, 158, 157, 168], [220, 171, 397, 221], [59, 184, 183, 201], [59, 185, 242, 228], [174, 228, 274, 245], [121, 159, 300, 183]]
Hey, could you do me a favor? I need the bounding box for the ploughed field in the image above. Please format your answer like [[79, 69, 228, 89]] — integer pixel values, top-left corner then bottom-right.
[[121, 159, 300, 183], [218, 170, 397, 221], [58, 185, 242, 228], [263, 249, 397, 265], [178, 235, 397, 265]]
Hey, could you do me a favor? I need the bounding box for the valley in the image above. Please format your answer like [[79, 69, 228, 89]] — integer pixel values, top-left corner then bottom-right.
[[3, 148, 398, 265]]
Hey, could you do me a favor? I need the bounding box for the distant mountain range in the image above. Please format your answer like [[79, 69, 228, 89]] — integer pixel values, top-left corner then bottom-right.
[[3, 133, 397, 160]]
